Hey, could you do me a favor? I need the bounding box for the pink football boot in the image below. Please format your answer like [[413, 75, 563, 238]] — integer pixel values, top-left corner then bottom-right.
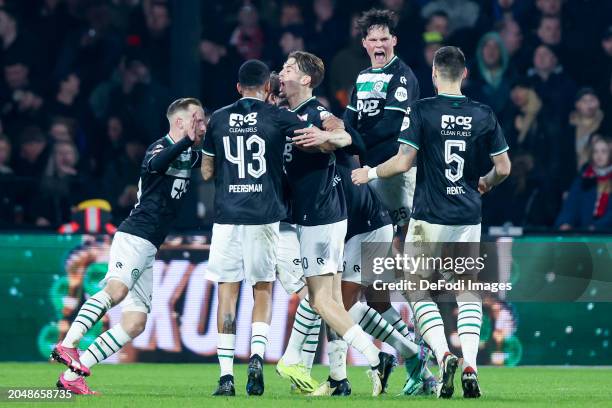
[[51, 343, 91, 377], [57, 373, 99, 395]]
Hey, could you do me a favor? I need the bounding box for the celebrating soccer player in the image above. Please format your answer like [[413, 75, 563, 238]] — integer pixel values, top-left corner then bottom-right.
[[51, 98, 207, 394], [346, 8, 419, 227], [352, 46, 511, 398], [274, 51, 397, 397]]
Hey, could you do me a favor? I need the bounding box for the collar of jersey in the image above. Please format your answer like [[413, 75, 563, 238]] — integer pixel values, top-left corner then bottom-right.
[[370, 55, 398, 72], [164, 134, 174, 144], [289, 96, 316, 112], [438, 93, 466, 99], [240, 96, 265, 102]]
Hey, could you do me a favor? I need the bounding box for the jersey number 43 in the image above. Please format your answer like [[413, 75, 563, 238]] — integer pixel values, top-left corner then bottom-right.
[[223, 135, 267, 178]]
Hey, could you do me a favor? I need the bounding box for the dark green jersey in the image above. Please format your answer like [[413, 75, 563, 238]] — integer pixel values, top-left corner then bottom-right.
[[398, 94, 509, 225]]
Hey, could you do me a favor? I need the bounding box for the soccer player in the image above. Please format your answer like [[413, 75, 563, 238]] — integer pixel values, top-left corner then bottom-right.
[[275, 51, 396, 397], [51, 98, 207, 394], [346, 8, 419, 227], [352, 46, 511, 398], [310, 147, 433, 397], [267, 72, 322, 382], [202, 60, 349, 396]]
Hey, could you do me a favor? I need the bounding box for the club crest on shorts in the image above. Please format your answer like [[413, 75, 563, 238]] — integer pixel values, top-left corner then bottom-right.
[[131, 268, 143, 281]]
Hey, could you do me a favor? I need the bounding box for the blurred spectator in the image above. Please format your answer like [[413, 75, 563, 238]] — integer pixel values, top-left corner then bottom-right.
[[93, 115, 127, 176], [89, 50, 170, 142], [501, 79, 564, 187], [496, 19, 530, 74], [493, 0, 529, 23], [535, 16, 561, 48], [1, 57, 46, 135], [413, 31, 442, 99], [421, 0, 479, 35], [567, 88, 606, 172], [0, 7, 41, 74], [523, 0, 563, 30], [32, 140, 92, 227], [307, 0, 346, 65], [423, 11, 449, 40], [48, 117, 75, 144], [279, 25, 305, 61], [279, 1, 303, 28], [199, 39, 241, 109], [328, 13, 370, 109], [47, 73, 81, 119], [536, 0, 562, 18], [54, 3, 123, 95], [12, 125, 48, 178], [0, 132, 11, 174], [527, 44, 576, 119], [556, 136, 612, 231], [102, 135, 145, 223], [127, 1, 171, 85], [468, 31, 514, 114], [229, 5, 265, 61]]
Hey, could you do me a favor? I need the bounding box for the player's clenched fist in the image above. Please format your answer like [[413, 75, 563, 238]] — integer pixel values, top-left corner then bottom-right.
[[351, 166, 371, 185], [478, 177, 491, 195]]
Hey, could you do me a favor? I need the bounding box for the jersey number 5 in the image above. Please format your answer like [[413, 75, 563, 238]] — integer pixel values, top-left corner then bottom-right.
[[223, 135, 267, 178], [444, 140, 465, 182]]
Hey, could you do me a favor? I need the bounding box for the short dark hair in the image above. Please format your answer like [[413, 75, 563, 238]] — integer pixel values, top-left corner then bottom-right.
[[238, 59, 270, 87], [288, 51, 325, 89], [166, 98, 202, 119], [433, 46, 466, 81], [356, 9, 398, 39]]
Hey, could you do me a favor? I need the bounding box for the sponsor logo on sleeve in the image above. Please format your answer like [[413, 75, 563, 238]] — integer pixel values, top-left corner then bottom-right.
[[394, 87, 408, 102]]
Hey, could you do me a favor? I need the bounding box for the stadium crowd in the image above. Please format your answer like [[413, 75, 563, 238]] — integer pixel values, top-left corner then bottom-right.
[[0, 0, 610, 231]]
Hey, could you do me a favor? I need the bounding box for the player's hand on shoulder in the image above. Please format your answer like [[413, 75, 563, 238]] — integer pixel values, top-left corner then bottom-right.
[[293, 126, 328, 147], [352, 166, 371, 186], [322, 115, 344, 131]]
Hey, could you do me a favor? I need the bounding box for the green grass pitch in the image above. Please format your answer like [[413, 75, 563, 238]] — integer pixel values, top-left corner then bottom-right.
[[1, 363, 611, 407]]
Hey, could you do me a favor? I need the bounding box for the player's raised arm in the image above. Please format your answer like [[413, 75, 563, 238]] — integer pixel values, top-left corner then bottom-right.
[[148, 100, 206, 174]]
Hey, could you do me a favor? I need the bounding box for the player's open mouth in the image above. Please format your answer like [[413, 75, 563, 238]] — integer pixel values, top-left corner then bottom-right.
[[374, 51, 386, 64]]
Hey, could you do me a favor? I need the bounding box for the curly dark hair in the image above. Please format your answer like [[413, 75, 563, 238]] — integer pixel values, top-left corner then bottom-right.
[[356, 8, 398, 39]]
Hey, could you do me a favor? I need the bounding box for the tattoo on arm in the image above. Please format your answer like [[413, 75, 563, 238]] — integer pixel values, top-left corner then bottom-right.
[[201, 156, 214, 180]]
